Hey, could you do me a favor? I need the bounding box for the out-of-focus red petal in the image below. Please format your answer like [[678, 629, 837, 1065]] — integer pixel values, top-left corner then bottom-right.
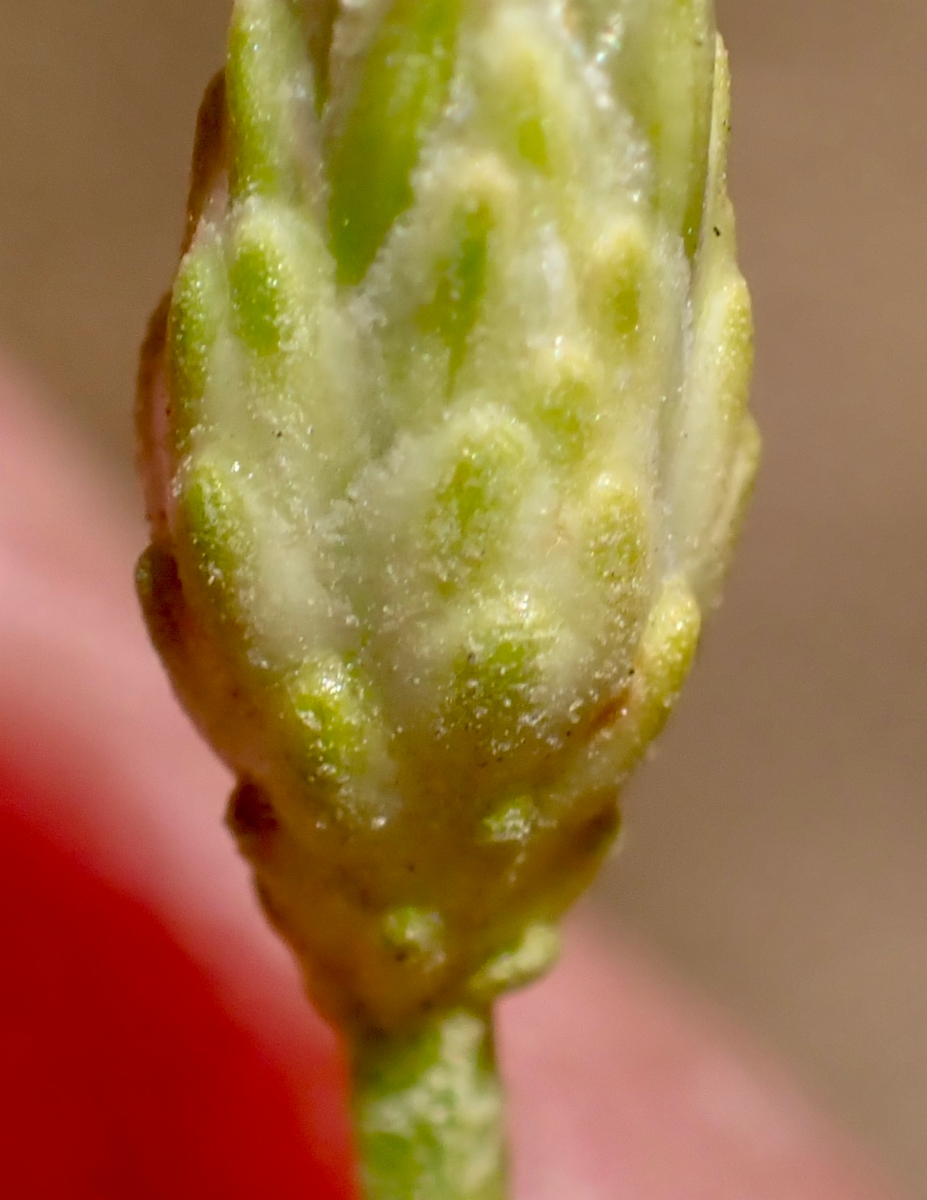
[[0, 767, 355, 1200]]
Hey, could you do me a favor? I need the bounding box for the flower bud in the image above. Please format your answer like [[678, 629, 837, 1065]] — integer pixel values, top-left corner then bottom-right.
[[138, 0, 757, 1038]]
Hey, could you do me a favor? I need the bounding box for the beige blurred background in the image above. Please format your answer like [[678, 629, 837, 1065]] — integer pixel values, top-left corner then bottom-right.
[[0, 0, 924, 1190]]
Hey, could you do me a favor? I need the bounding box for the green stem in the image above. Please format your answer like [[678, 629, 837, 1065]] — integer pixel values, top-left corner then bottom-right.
[[352, 1008, 508, 1200]]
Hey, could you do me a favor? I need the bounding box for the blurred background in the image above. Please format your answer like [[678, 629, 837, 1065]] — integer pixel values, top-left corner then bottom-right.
[[0, 0, 923, 1190]]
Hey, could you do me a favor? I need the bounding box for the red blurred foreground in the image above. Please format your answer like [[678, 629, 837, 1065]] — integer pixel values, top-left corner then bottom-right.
[[0, 783, 347, 1200], [0, 362, 905, 1199]]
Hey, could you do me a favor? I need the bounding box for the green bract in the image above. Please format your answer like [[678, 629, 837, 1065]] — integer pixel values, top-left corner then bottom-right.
[[138, 0, 756, 1194]]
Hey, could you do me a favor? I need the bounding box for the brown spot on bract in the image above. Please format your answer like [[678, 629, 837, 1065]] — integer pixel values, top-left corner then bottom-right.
[[228, 780, 279, 839], [573, 804, 619, 857], [588, 688, 630, 737]]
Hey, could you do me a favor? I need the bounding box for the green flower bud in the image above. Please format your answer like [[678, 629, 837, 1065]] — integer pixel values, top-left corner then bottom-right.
[[137, 0, 756, 1194]]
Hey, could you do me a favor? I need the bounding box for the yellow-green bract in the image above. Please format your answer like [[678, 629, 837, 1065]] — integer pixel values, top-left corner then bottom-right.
[[138, 0, 755, 1074]]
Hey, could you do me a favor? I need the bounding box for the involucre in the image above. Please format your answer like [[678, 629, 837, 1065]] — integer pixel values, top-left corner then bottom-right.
[[137, 0, 757, 1194]]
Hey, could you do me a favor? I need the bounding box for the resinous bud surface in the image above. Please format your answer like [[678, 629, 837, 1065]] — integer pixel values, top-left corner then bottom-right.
[[138, 0, 757, 1034]]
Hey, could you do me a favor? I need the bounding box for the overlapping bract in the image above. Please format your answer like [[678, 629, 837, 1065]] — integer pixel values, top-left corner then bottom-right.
[[138, 0, 756, 1034]]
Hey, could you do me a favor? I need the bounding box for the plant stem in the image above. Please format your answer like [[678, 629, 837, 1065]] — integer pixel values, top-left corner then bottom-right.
[[352, 1007, 508, 1200]]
